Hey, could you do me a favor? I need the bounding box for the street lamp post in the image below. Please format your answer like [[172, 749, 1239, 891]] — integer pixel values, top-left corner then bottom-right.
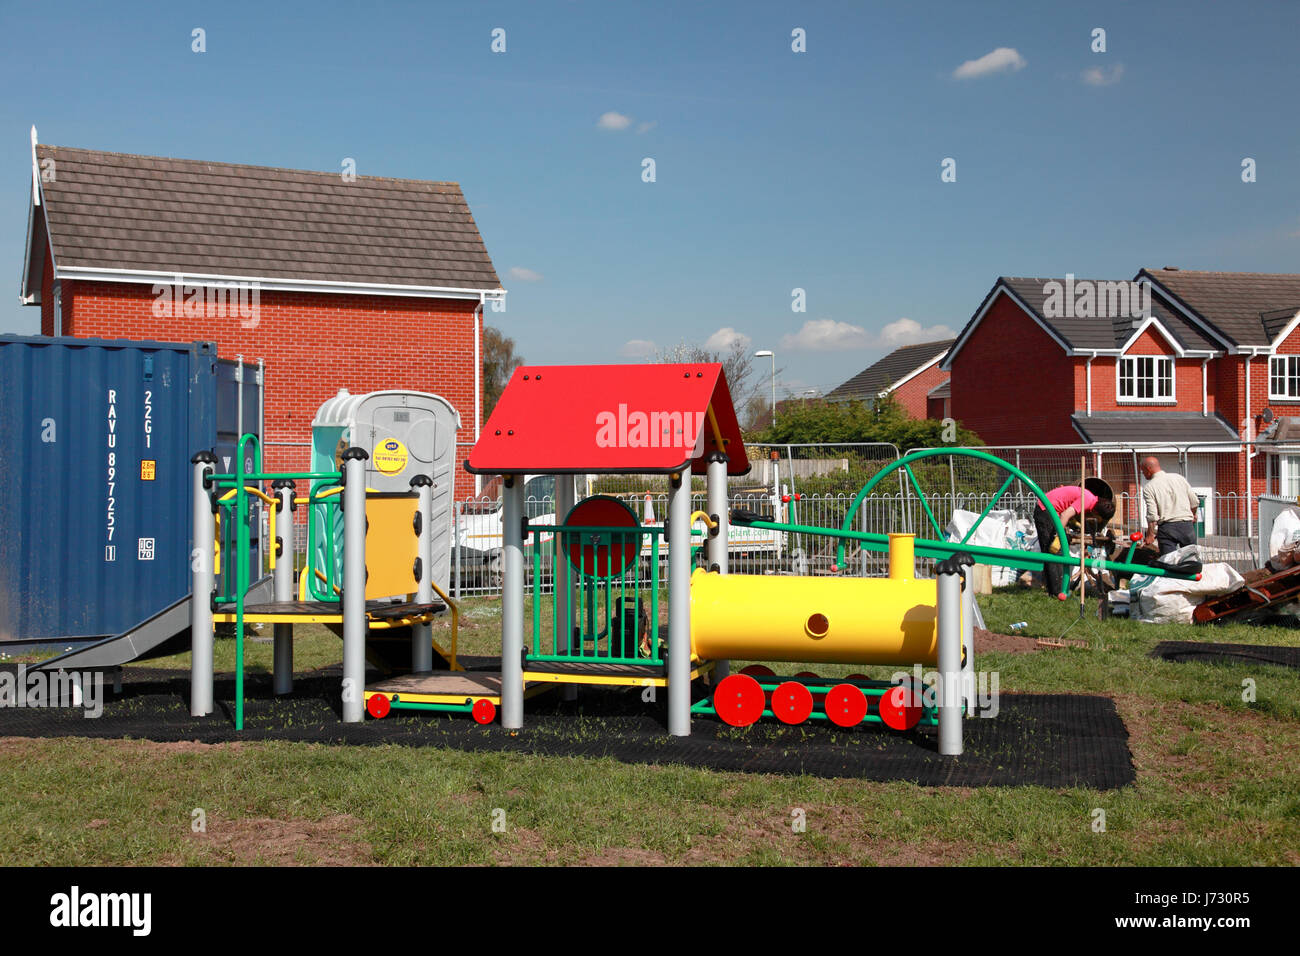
[[755, 350, 776, 427]]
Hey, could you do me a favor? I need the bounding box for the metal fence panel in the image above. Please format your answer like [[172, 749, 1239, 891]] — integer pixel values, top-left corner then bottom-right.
[[449, 440, 1275, 593]]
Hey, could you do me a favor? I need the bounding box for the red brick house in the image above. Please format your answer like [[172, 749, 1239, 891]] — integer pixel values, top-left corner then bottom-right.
[[943, 269, 1300, 529], [20, 140, 504, 497], [826, 339, 952, 419]]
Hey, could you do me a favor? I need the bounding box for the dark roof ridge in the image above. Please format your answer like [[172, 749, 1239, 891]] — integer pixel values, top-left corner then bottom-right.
[[36, 144, 462, 188]]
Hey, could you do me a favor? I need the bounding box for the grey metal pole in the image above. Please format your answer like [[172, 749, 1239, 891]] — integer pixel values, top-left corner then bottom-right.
[[501, 475, 525, 729], [411, 474, 434, 673], [341, 448, 369, 723], [936, 556, 966, 756], [271, 479, 295, 695], [668, 471, 691, 736], [190, 451, 217, 717], [705, 452, 730, 683], [554, 474, 578, 701], [452, 500, 461, 600], [770, 353, 776, 427]]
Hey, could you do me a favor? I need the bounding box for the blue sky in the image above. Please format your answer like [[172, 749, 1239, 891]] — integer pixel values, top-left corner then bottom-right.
[[3, 0, 1298, 399]]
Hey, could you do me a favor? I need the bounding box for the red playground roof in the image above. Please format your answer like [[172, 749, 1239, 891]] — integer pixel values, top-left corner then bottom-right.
[[466, 363, 751, 476]]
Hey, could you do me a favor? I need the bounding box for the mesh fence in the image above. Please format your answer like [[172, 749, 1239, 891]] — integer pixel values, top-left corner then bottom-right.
[[449, 441, 1273, 593]]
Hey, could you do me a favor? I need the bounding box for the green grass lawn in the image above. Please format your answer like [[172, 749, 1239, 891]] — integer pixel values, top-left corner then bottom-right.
[[1, 588, 1297, 866]]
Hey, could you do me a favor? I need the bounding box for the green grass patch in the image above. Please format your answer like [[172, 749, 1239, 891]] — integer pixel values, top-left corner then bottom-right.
[[1, 589, 1297, 865]]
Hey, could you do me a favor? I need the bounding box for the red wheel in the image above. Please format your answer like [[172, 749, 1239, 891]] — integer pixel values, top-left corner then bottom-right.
[[472, 698, 497, 725], [824, 683, 867, 728], [714, 674, 766, 727], [366, 694, 391, 719], [879, 684, 923, 731], [739, 664, 775, 678], [845, 673, 868, 683], [793, 671, 819, 680], [771, 681, 814, 725]]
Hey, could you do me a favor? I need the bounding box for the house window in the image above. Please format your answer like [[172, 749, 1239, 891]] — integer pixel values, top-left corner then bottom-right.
[[1269, 356, 1300, 400], [1274, 454, 1300, 497], [1118, 356, 1173, 402]]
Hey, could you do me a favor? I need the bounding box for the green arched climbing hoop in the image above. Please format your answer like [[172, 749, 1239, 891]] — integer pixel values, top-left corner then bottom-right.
[[833, 448, 1069, 584]]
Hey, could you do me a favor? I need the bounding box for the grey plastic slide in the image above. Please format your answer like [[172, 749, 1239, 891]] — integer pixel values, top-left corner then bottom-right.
[[34, 576, 275, 672]]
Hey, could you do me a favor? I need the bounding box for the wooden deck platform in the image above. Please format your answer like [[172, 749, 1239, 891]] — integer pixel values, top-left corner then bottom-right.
[[369, 671, 505, 698], [213, 599, 445, 625]]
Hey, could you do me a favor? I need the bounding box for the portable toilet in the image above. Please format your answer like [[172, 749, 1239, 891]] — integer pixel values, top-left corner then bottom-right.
[[307, 390, 460, 598]]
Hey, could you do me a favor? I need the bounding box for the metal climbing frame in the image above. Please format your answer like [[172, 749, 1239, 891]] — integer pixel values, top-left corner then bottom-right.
[[192, 438, 448, 730]]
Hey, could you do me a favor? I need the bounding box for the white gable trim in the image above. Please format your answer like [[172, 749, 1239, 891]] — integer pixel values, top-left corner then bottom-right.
[[941, 282, 1072, 370], [20, 180, 55, 305], [54, 265, 506, 302], [1267, 309, 1300, 350], [881, 350, 948, 396], [1120, 315, 1185, 357]]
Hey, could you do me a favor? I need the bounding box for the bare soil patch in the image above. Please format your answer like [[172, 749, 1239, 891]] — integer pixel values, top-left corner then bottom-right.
[[175, 814, 375, 866], [973, 627, 1041, 655]]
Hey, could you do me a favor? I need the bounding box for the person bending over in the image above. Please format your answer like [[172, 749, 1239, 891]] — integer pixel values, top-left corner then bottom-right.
[[1033, 485, 1116, 596]]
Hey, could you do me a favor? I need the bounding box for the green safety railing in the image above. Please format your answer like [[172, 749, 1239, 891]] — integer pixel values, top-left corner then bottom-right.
[[524, 518, 709, 667], [304, 479, 346, 601], [528, 521, 665, 667]]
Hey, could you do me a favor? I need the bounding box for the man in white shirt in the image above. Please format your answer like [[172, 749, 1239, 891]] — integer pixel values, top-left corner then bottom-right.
[[1140, 456, 1201, 555]]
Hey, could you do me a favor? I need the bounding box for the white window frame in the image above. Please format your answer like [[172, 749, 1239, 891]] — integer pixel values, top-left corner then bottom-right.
[[1269, 355, 1300, 401], [1274, 453, 1300, 498], [1117, 355, 1175, 404]]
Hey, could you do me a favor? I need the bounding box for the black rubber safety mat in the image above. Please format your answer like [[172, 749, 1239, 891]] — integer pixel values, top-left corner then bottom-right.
[[1151, 641, 1300, 670], [0, 666, 1135, 789]]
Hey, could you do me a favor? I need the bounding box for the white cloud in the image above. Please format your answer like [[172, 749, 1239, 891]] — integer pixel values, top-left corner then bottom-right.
[[636, 121, 657, 134], [952, 47, 1027, 80], [620, 339, 658, 358], [507, 266, 543, 282], [779, 317, 955, 352], [703, 327, 751, 351], [1081, 63, 1124, 86], [597, 111, 633, 131], [780, 319, 872, 352], [877, 317, 957, 347]]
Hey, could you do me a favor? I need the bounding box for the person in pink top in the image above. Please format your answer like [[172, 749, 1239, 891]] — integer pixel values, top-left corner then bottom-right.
[[1033, 485, 1115, 596]]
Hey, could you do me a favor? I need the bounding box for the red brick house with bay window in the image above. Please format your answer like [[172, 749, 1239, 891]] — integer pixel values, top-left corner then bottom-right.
[[943, 268, 1300, 530], [20, 139, 504, 498]]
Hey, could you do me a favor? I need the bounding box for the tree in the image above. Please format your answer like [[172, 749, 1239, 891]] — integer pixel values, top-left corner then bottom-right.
[[482, 324, 524, 420], [653, 338, 769, 423], [747, 392, 983, 448]]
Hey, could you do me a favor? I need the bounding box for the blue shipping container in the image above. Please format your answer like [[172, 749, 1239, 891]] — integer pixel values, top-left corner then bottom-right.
[[0, 336, 261, 643]]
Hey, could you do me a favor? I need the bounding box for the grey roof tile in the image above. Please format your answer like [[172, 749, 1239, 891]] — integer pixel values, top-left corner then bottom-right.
[[35, 145, 501, 291], [1142, 268, 1300, 347], [1071, 411, 1240, 444]]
